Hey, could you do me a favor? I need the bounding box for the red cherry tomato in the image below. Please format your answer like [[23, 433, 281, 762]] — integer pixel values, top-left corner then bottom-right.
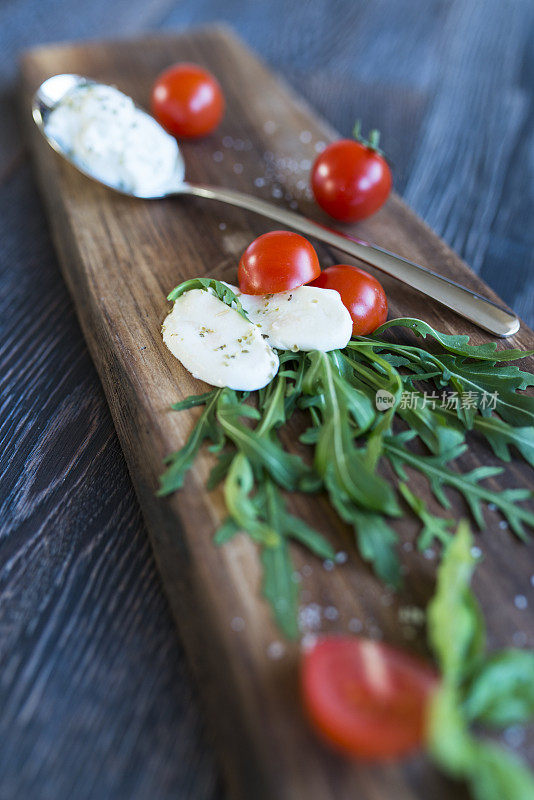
[[310, 264, 387, 335], [151, 63, 225, 138], [311, 126, 392, 222], [301, 636, 439, 761], [238, 231, 321, 295]]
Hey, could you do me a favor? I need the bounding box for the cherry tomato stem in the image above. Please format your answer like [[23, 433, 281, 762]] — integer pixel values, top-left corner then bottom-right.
[[311, 128, 392, 222]]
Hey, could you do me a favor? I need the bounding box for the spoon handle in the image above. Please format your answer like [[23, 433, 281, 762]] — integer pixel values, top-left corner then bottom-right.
[[178, 182, 519, 338]]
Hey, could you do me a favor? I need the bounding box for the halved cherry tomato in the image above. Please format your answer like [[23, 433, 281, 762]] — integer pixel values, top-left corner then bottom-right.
[[310, 264, 387, 335], [151, 63, 225, 138], [238, 231, 321, 295], [311, 125, 392, 222], [301, 636, 439, 760]]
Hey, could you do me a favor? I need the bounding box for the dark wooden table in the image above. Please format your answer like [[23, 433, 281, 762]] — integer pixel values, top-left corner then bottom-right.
[[1, 2, 533, 798]]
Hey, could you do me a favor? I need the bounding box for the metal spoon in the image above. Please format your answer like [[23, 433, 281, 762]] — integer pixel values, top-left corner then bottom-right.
[[32, 74, 519, 337]]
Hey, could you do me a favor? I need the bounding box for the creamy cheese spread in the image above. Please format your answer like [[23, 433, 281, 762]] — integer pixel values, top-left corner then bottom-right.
[[45, 84, 178, 195]]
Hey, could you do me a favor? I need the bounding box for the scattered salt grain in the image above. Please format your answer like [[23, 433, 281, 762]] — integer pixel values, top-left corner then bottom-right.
[[488, 502, 497, 511], [300, 159, 312, 170], [254, 177, 266, 187], [504, 726, 526, 748], [324, 606, 339, 621], [398, 605, 425, 626], [499, 520, 509, 530], [299, 130, 312, 144], [233, 163, 243, 174], [213, 150, 223, 162], [323, 559, 334, 572], [218, 222, 227, 231], [263, 120, 277, 135], [289, 200, 299, 210], [315, 141, 326, 152], [402, 541, 413, 552], [272, 187, 283, 199], [298, 603, 322, 631], [423, 548, 436, 560], [301, 564, 313, 578], [267, 641, 286, 660], [514, 595, 528, 610], [471, 546, 482, 559], [301, 633, 318, 652], [222, 136, 234, 148], [335, 551, 348, 565], [348, 617, 363, 633], [231, 616, 245, 632], [513, 630, 527, 647]]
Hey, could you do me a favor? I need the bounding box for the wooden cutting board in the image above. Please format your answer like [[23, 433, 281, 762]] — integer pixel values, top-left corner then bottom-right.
[[21, 27, 533, 800]]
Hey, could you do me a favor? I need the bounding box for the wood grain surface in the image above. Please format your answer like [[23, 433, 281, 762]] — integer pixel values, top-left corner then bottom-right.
[[19, 27, 534, 800]]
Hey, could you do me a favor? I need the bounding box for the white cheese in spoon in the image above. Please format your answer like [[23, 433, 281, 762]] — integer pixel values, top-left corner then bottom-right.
[[45, 84, 178, 195], [226, 283, 353, 352], [162, 289, 279, 391]]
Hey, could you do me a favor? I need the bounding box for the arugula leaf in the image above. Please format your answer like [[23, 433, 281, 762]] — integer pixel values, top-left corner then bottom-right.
[[261, 538, 298, 639], [429, 686, 534, 800], [167, 278, 249, 320], [303, 352, 400, 515], [427, 520, 485, 681], [464, 649, 534, 727], [223, 453, 280, 546], [398, 483, 454, 550], [213, 516, 240, 545], [386, 437, 534, 539], [373, 317, 534, 362], [160, 311, 534, 638], [469, 741, 534, 800], [216, 388, 318, 492], [158, 389, 223, 495], [427, 522, 534, 800]]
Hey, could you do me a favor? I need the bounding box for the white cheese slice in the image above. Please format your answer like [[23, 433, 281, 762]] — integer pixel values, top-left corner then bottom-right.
[[226, 284, 353, 352], [162, 289, 279, 391]]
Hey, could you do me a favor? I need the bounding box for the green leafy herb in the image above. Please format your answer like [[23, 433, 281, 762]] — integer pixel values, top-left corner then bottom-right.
[[160, 315, 534, 634], [374, 317, 534, 362], [398, 483, 454, 550], [427, 522, 534, 799], [464, 649, 534, 727]]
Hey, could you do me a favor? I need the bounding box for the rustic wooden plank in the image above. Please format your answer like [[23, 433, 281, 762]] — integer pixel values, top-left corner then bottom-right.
[[3, 2, 534, 798], [19, 26, 534, 800]]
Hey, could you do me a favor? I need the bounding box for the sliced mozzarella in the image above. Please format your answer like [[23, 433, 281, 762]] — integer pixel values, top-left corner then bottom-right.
[[162, 289, 279, 391], [227, 283, 353, 352]]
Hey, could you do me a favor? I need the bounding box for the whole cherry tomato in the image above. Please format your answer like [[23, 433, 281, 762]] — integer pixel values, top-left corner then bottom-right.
[[238, 231, 321, 295], [311, 123, 392, 222], [310, 264, 387, 335], [151, 63, 225, 138], [301, 636, 439, 760]]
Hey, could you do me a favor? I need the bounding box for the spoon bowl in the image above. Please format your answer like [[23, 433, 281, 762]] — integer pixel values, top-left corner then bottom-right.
[[31, 74, 520, 336], [32, 73, 186, 198]]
